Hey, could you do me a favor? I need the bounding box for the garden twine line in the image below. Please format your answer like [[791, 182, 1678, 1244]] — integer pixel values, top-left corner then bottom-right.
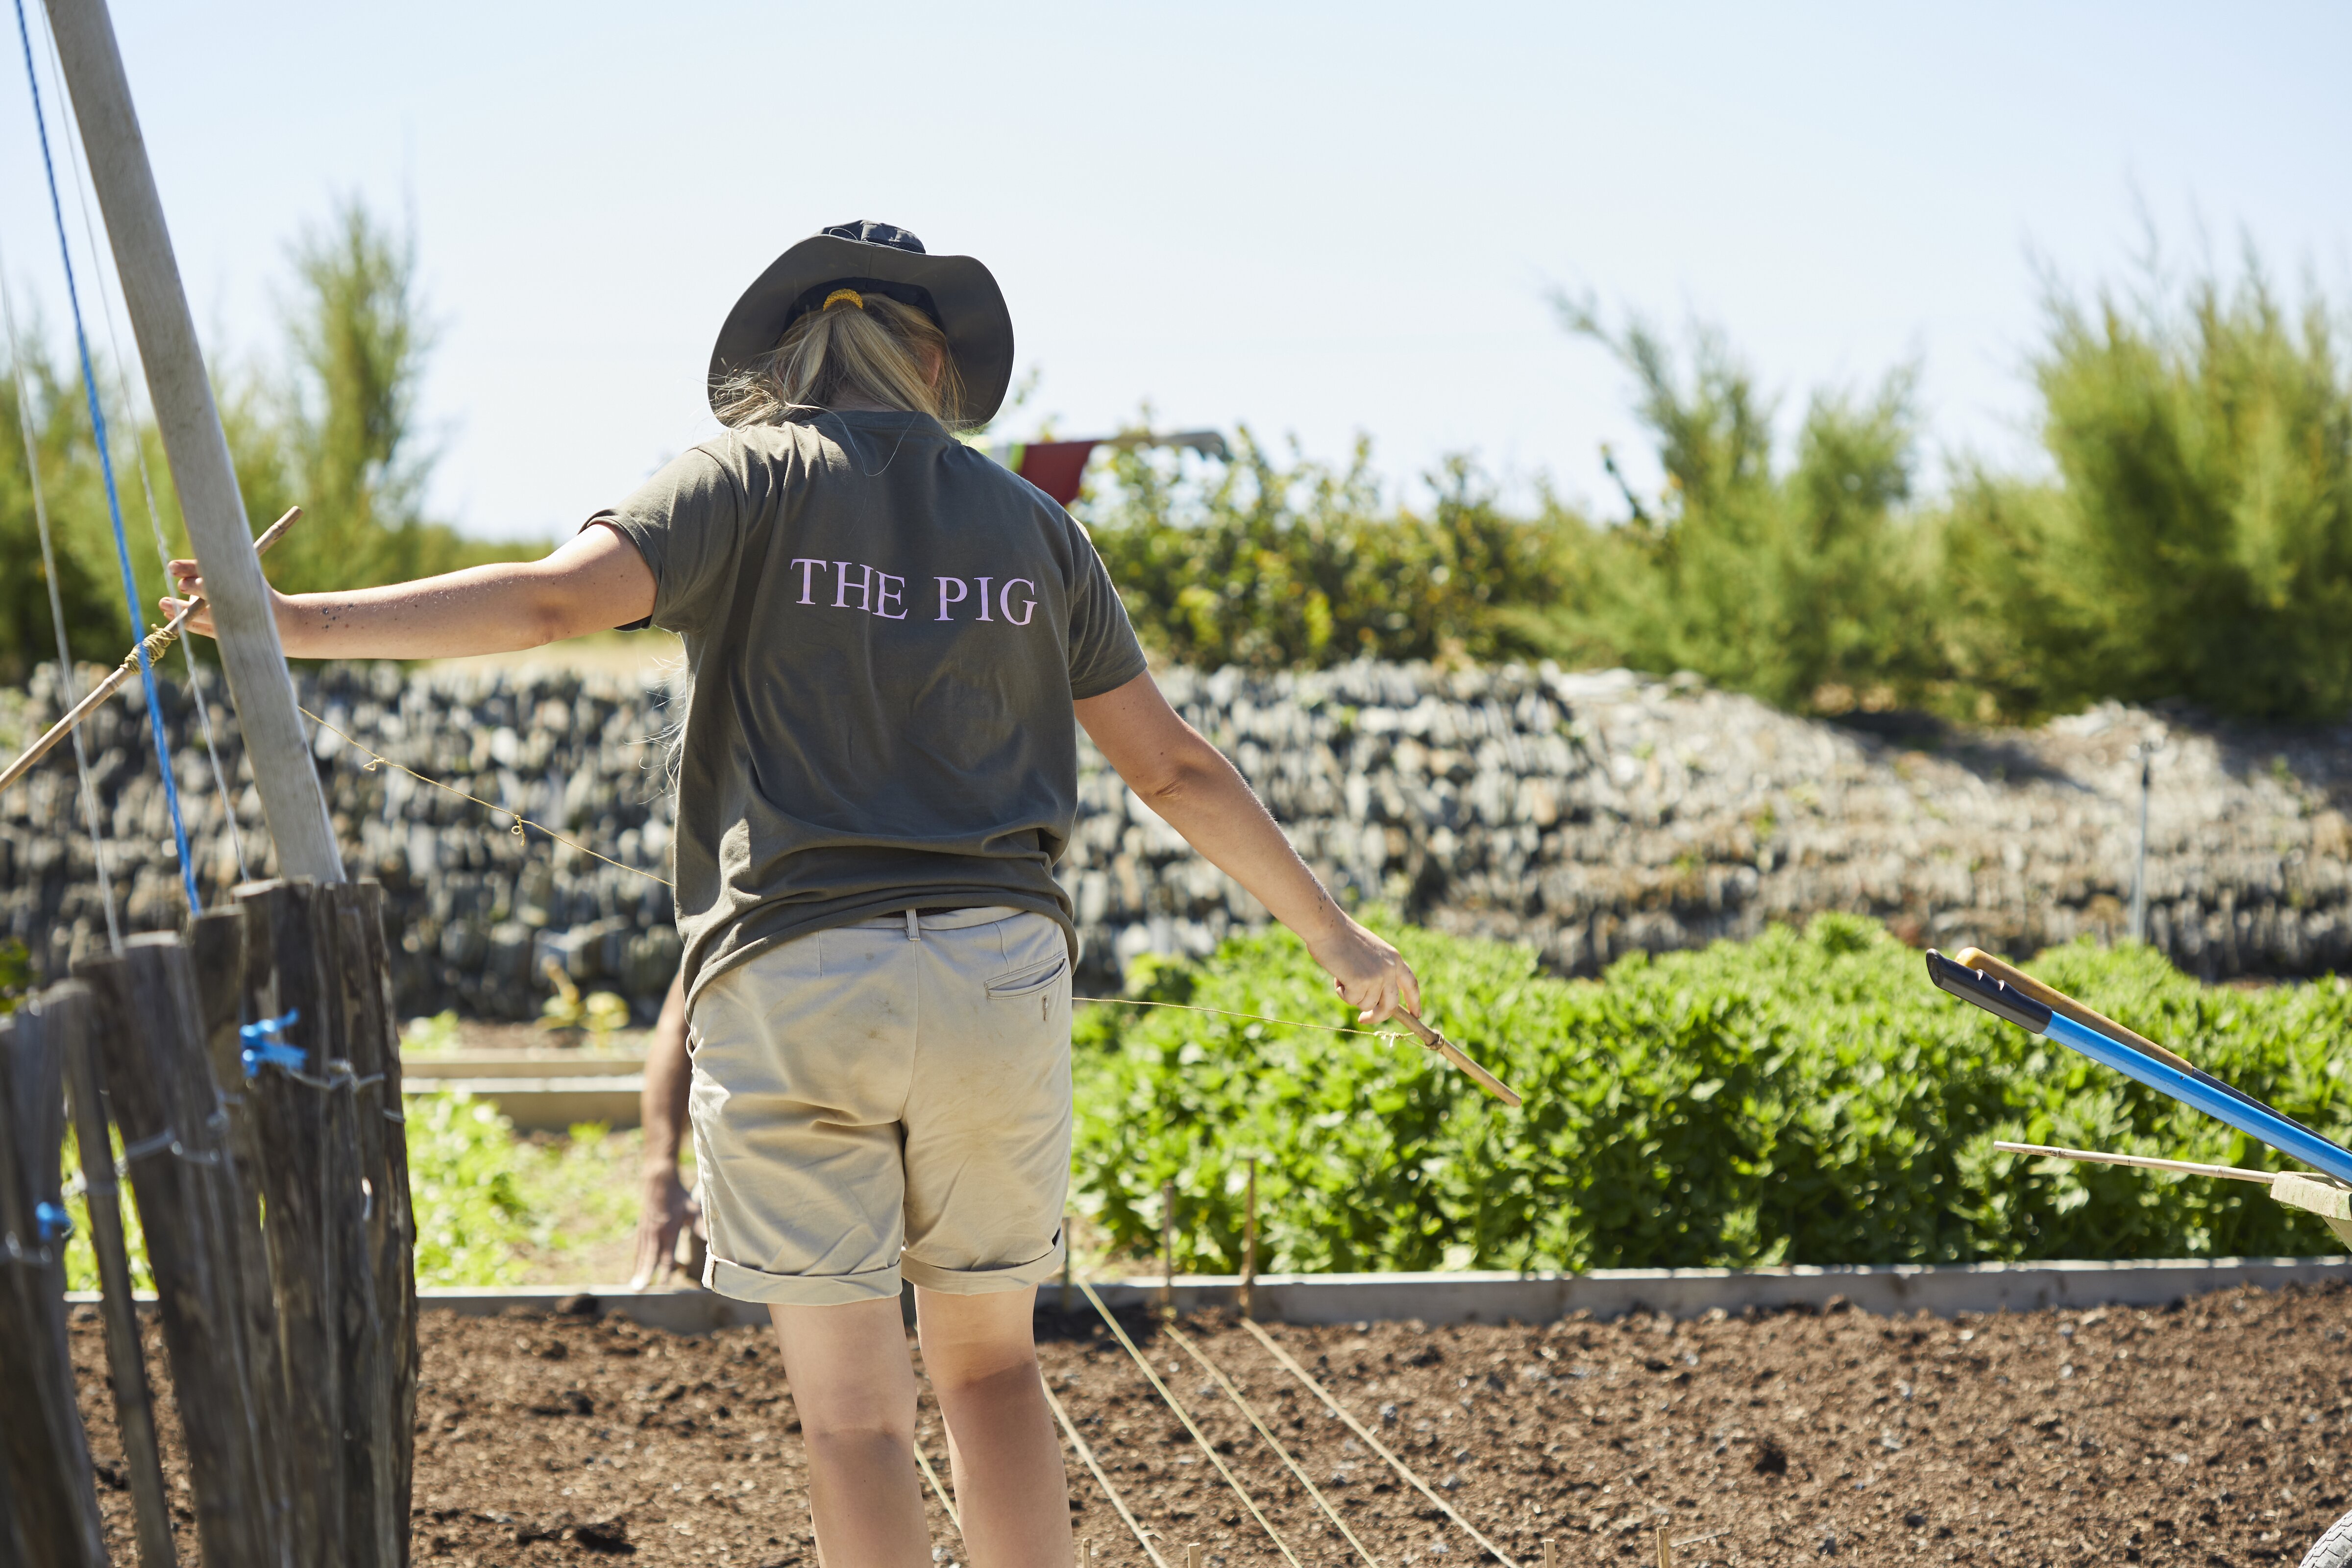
[[1078, 1279, 1304, 1568], [1160, 1318, 1378, 1568], [1241, 1316, 1523, 1568], [300, 705, 673, 890], [304, 706, 1430, 1052]]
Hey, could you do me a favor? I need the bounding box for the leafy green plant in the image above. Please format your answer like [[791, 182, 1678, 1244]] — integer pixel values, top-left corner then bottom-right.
[[399, 1008, 464, 1054], [1074, 913, 2352, 1273], [406, 1089, 537, 1285], [538, 959, 630, 1044]]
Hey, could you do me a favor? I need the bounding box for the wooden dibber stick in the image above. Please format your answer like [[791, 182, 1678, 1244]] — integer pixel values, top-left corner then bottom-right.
[[1395, 1011, 1521, 1108], [1952, 945, 2198, 1075], [0, 506, 300, 797]]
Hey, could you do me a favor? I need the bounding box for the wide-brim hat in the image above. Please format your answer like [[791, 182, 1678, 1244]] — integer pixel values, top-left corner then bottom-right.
[[707, 220, 1014, 425]]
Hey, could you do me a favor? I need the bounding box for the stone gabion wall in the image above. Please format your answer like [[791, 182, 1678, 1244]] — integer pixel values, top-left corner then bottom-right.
[[7, 658, 2352, 1020]]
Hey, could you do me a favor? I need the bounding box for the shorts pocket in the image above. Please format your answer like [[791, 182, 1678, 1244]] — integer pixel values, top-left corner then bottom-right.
[[985, 954, 1067, 1000]]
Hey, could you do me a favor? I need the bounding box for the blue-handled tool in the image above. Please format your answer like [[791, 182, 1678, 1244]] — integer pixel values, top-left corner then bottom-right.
[[1924, 949, 2352, 1188]]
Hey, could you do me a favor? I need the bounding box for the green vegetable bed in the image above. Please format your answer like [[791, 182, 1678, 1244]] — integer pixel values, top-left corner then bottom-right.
[[1073, 913, 2352, 1274], [61, 914, 2352, 1289]]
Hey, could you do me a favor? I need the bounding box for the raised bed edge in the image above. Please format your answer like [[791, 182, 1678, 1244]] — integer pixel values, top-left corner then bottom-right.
[[69, 1254, 2352, 1335]]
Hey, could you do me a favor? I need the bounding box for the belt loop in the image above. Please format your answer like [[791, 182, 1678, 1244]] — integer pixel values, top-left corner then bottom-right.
[[905, 908, 920, 942]]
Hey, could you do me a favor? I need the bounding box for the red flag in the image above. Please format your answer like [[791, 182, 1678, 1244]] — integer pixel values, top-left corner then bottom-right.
[[1013, 441, 1099, 506]]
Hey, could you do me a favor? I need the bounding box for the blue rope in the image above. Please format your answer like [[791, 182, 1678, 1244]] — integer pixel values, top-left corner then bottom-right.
[[13, 0, 197, 913]]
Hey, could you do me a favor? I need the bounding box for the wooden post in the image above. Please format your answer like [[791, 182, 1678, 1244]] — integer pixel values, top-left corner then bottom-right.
[[1655, 1523, 1673, 1567], [232, 878, 412, 1568], [1543, 1541, 1556, 1568], [41, 0, 343, 881], [1240, 1157, 1257, 1321], [1185, 1544, 1202, 1568], [78, 934, 284, 1567], [1161, 1181, 1176, 1320], [189, 907, 293, 1550], [57, 981, 177, 1568], [328, 881, 417, 1559], [0, 990, 109, 1568]]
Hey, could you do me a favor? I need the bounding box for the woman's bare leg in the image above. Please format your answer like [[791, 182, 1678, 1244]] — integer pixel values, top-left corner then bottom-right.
[[769, 1297, 930, 1567], [914, 1285, 1071, 1568]]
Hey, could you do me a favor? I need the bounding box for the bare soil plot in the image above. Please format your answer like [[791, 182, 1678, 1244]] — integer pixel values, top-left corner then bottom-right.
[[70, 1281, 2352, 1565]]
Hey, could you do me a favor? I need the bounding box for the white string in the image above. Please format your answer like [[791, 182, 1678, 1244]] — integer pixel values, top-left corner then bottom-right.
[[0, 230, 121, 952], [40, 15, 247, 884]]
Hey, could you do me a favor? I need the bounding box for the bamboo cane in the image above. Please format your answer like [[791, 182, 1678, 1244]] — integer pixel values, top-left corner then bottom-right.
[[1952, 945, 2196, 1075], [0, 506, 299, 797], [1992, 1140, 2278, 1183], [1394, 1011, 1522, 1108]]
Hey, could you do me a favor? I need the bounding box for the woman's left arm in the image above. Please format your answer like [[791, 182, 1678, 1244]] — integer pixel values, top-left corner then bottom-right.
[[164, 522, 657, 662]]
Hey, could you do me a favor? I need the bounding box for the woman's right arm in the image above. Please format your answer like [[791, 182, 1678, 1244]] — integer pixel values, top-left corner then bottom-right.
[[164, 522, 657, 661], [1075, 669, 1422, 1025]]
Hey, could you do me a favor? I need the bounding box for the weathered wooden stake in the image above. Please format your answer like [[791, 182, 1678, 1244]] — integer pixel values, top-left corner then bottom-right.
[[1240, 1157, 1257, 1321], [332, 881, 418, 1556], [78, 934, 283, 1567], [1161, 1181, 1176, 1319], [1185, 1544, 1202, 1568], [188, 906, 293, 1551], [227, 879, 415, 1568], [1543, 1540, 1557, 1568], [0, 989, 109, 1568], [1655, 1522, 1673, 1567], [57, 981, 177, 1568]]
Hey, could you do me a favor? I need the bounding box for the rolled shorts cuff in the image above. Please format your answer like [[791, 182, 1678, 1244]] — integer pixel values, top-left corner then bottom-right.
[[899, 1239, 1065, 1297], [705, 1254, 902, 1306]]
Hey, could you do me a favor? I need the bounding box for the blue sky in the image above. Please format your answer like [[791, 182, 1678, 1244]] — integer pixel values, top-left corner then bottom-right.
[[0, 1, 2344, 539]]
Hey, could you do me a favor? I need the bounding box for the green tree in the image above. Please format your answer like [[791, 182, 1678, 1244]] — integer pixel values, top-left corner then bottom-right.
[[1553, 297, 1940, 712], [1086, 427, 1576, 669], [1944, 253, 2352, 721], [271, 196, 439, 591]]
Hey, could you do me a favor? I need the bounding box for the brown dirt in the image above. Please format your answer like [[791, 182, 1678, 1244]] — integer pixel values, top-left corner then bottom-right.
[[69, 1282, 2352, 1566]]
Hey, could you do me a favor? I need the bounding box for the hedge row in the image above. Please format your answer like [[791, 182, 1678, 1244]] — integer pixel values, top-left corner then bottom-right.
[[1071, 914, 2352, 1271]]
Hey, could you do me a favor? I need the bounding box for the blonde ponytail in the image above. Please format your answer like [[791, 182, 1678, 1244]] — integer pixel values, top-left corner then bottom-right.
[[712, 292, 966, 428]]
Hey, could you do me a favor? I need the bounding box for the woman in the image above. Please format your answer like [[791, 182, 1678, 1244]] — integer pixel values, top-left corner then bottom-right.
[[169, 220, 1421, 1566]]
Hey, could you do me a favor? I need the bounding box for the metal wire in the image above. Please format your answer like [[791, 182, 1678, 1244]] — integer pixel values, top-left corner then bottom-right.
[[1161, 1320, 1379, 1567], [1041, 1375, 1167, 1568], [0, 228, 120, 952], [1240, 1317, 1522, 1568], [40, 11, 246, 883], [12, 0, 197, 912], [1077, 1281, 1303, 1568]]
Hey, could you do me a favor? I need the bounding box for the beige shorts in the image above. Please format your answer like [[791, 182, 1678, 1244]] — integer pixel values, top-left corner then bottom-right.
[[687, 906, 1073, 1305]]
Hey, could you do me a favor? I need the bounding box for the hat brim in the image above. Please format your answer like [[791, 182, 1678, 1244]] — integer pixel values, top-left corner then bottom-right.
[[707, 235, 1014, 426]]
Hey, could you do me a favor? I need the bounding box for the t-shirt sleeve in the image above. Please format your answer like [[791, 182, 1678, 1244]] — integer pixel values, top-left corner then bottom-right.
[[1064, 519, 1149, 700], [586, 447, 744, 637]]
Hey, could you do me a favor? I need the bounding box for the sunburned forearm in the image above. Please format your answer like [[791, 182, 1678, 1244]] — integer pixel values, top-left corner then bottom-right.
[[279, 564, 573, 659], [1136, 750, 1349, 944], [165, 521, 657, 662]]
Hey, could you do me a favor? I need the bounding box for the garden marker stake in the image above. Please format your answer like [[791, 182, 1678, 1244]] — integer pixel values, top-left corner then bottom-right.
[[1991, 1141, 2278, 1183], [1925, 951, 2352, 1186], [0, 506, 301, 798]]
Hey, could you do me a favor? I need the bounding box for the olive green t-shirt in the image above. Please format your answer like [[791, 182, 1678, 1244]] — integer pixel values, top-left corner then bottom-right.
[[595, 409, 1148, 1001]]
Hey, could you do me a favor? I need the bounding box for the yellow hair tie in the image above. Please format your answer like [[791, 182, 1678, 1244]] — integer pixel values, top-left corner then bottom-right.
[[823, 288, 865, 311]]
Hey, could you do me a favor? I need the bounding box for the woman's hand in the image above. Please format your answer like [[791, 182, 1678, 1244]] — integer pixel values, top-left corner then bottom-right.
[[629, 1165, 702, 1291], [161, 561, 287, 641], [1304, 910, 1422, 1026]]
